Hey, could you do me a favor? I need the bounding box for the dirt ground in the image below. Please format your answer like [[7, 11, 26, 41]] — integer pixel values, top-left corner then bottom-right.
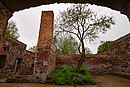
[[94, 75, 130, 87], [0, 75, 130, 87]]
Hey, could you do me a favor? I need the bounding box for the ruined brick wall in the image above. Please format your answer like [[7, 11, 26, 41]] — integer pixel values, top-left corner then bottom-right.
[[34, 11, 56, 82], [0, 3, 13, 77], [104, 33, 130, 75], [0, 2, 35, 77], [0, 3, 12, 41], [18, 50, 35, 75], [56, 54, 112, 74], [0, 37, 26, 77]]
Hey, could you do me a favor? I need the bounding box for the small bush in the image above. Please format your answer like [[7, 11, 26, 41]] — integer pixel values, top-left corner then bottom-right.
[[47, 66, 96, 85]]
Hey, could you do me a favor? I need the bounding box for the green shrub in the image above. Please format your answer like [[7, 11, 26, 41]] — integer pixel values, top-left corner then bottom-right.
[[47, 66, 96, 85]]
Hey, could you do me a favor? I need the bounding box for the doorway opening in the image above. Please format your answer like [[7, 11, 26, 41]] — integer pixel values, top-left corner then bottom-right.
[[0, 55, 7, 69]]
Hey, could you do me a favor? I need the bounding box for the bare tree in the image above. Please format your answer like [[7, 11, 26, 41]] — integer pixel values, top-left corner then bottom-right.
[[55, 4, 115, 70]]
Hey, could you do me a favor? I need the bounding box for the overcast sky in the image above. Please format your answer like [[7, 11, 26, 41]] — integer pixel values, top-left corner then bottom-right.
[[9, 3, 130, 54]]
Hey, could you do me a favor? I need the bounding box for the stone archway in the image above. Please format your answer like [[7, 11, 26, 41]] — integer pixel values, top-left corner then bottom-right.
[[0, 1, 129, 40], [0, 1, 129, 41], [0, 0, 129, 82]]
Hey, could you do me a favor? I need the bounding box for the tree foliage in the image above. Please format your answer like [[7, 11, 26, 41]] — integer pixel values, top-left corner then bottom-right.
[[98, 41, 112, 53], [6, 20, 20, 39], [55, 4, 115, 69], [54, 36, 78, 54], [53, 33, 78, 55], [53, 33, 92, 55], [28, 46, 36, 53]]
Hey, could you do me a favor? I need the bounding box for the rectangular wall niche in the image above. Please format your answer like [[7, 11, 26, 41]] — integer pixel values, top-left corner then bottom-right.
[[14, 58, 22, 72], [0, 55, 6, 69]]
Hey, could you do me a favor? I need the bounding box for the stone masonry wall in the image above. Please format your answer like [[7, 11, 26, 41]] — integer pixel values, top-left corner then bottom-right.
[[34, 11, 56, 82], [17, 50, 35, 75], [0, 3, 13, 77], [56, 54, 112, 74], [0, 3, 35, 77], [0, 37, 26, 77], [105, 33, 130, 75]]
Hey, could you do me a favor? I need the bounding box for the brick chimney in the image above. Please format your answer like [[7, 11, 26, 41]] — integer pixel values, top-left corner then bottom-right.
[[34, 11, 55, 82]]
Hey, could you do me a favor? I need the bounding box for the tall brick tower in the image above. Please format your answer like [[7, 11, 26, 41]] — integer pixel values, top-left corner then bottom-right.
[[34, 11, 55, 82]]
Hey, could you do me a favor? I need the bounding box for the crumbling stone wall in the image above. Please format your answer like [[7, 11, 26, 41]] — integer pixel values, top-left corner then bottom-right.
[[17, 50, 35, 75], [56, 54, 112, 74], [0, 3, 14, 77], [104, 33, 130, 75], [34, 11, 56, 82], [0, 3, 35, 77], [0, 37, 26, 77]]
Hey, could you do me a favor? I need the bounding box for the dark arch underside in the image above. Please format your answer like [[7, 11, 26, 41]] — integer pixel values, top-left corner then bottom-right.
[[1, 0, 129, 12]]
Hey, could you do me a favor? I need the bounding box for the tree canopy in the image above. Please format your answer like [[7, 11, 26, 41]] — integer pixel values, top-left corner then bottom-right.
[[6, 20, 20, 39], [53, 35, 78, 55], [53, 30, 92, 55], [55, 4, 115, 69]]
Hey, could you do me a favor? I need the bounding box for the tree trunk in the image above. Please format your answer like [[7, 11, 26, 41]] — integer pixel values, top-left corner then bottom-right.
[[74, 40, 85, 87], [76, 39, 85, 71]]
